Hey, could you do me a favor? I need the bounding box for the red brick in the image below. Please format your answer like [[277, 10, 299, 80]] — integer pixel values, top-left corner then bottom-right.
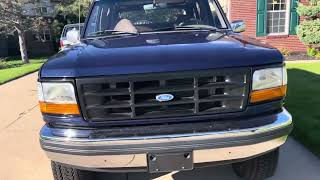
[[229, 0, 308, 52]]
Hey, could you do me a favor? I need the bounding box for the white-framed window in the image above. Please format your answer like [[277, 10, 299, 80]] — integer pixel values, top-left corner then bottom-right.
[[33, 29, 52, 42], [266, 0, 291, 35], [36, 6, 48, 14]]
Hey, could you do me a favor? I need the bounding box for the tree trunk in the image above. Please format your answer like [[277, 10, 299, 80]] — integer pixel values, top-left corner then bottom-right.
[[17, 29, 29, 64]]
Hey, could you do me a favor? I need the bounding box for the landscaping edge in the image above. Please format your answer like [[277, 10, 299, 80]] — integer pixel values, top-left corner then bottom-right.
[[0, 69, 40, 86]]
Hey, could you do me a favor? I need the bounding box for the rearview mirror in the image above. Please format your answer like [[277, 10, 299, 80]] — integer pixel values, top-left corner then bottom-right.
[[66, 28, 80, 45], [231, 20, 246, 33]]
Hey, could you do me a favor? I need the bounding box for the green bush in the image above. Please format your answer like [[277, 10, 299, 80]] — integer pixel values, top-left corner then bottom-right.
[[297, 0, 320, 57], [297, 3, 320, 18], [310, 0, 320, 5], [0, 61, 5, 69], [297, 19, 320, 45], [307, 47, 320, 57], [279, 48, 291, 57], [307, 47, 316, 57]]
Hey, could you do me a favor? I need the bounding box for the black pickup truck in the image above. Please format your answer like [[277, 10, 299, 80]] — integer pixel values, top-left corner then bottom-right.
[[38, 0, 292, 180]]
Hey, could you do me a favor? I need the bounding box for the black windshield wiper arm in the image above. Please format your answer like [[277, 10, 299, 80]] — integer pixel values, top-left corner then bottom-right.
[[152, 25, 219, 32], [152, 27, 176, 32], [175, 25, 219, 32], [88, 30, 139, 37]]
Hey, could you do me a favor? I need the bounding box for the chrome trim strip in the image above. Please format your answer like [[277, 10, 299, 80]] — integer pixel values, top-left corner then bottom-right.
[[45, 136, 288, 169], [40, 109, 292, 146]]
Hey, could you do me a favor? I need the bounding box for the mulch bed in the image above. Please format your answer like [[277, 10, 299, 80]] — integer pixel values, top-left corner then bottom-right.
[[285, 53, 320, 61]]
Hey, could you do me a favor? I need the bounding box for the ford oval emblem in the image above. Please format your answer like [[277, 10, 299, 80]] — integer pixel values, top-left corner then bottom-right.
[[156, 94, 174, 102], [146, 39, 160, 44]]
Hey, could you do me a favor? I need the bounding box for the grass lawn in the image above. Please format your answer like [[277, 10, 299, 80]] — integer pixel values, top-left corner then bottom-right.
[[286, 62, 320, 157], [0, 58, 46, 85]]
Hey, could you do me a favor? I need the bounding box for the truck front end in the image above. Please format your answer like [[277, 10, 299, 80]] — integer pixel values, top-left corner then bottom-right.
[[38, 0, 293, 180]]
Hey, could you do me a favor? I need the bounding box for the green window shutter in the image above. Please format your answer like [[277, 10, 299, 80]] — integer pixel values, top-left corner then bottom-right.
[[256, 0, 267, 37], [289, 0, 299, 35]]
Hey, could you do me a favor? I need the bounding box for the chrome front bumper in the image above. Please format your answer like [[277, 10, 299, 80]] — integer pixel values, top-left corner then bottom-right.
[[40, 109, 292, 170]]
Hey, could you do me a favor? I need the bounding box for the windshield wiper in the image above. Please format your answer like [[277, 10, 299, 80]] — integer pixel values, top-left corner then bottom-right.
[[151, 25, 221, 33], [175, 25, 219, 32], [87, 30, 139, 37], [152, 26, 175, 32]]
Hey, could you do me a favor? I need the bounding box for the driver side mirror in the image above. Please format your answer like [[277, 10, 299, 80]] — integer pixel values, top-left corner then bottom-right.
[[231, 20, 246, 33], [66, 28, 80, 45]]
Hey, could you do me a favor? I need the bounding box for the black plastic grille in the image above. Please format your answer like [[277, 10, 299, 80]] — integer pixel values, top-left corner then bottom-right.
[[76, 69, 250, 123]]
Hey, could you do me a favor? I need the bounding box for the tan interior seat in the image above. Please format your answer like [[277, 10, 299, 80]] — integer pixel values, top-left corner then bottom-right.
[[114, 19, 138, 33]]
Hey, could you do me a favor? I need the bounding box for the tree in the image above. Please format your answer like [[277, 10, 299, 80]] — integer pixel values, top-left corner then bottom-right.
[[297, 0, 320, 57], [57, 0, 91, 24], [0, 0, 49, 63], [50, 0, 90, 46]]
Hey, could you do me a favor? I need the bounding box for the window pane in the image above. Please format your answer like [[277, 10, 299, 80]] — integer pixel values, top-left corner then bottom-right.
[[267, 13, 286, 33], [267, 0, 273, 4], [45, 34, 50, 41], [267, 0, 287, 10], [41, 7, 47, 13], [280, 12, 286, 18], [267, 0, 287, 34], [272, 27, 277, 33], [267, 12, 273, 33], [33, 34, 40, 41], [267, 12, 272, 20], [85, 0, 227, 37], [40, 34, 45, 41]]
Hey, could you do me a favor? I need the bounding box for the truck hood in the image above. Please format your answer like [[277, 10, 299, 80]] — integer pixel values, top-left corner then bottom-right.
[[40, 32, 283, 78]]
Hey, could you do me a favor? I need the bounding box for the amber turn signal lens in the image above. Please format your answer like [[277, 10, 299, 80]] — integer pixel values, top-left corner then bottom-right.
[[39, 102, 80, 115], [250, 85, 287, 103]]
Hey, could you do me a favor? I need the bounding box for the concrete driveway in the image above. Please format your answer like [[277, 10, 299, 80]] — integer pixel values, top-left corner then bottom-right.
[[0, 72, 319, 180]]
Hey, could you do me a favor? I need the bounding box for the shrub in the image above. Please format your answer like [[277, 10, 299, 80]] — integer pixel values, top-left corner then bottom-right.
[[297, 0, 320, 57], [307, 47, 316, 57], [0, 61, 5, 69], [307, 47, 320, 57], [279, 48, 291, 57], [297, 3, 320, 18], [0, 57, 7, 69], [310, 0, 320, 5], [297, 19, 320, 45]]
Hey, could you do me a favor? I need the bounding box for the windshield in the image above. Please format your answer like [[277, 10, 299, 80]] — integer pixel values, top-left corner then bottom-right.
[[84, 0, 228, 37]]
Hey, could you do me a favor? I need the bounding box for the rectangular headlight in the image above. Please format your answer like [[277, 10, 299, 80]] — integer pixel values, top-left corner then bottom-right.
[[250, 66, 287, 103], [252, 67, 287, 90], [37, 82, 80, 115]]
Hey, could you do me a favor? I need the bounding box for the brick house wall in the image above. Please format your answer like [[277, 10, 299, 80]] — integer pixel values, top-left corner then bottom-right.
[[228, 0, 308, 52]]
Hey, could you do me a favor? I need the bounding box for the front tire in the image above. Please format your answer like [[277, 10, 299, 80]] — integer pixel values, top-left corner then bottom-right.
[[232, 148, 279, 180], [51, 161, 94, 180]]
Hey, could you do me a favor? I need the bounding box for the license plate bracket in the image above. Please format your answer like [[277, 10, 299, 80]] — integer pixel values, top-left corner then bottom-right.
[[147, 151, 193, 173]]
